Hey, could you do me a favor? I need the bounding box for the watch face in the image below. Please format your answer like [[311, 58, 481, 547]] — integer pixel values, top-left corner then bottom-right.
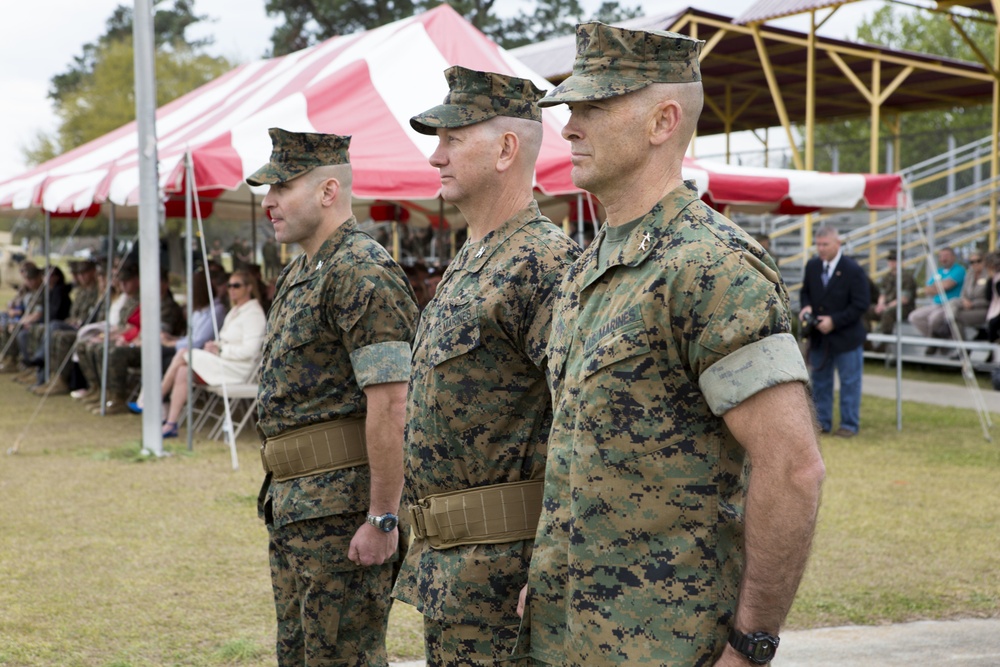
[[381, 515, 398, 532], [752, 638, 777, 660]]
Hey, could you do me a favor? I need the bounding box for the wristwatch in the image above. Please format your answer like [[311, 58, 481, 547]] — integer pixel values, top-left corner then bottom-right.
[[728, 628, 780, 664], [366, 512, 399, 533]]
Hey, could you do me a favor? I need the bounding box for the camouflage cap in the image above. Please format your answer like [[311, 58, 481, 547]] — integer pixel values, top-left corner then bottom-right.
[[537, 22, 703, 108], [246, 128, 351, 186], [410, 66, 545, 135]]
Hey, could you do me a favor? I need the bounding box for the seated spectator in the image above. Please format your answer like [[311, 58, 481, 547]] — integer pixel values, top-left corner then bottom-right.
[[160, 269, 228, 359], [869, 249, 917, 349], [89, 268, 186, 415], [908, 247, 966, 354], [30, 260, 103, 395], [13, 266, 72, 384], [129, 270, 228, 412], [0, 262, 45, 372], [945, 251, 990, 342], [159, 269, 266, 437], [74, 266, 134, 402], [984, 253, 1000, 347]]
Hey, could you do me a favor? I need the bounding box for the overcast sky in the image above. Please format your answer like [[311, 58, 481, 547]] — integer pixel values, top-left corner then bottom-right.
[[0, 0, 884, 182]]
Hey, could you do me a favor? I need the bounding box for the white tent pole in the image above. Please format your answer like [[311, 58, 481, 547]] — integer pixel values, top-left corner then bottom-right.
[[189, 161, 239, 471], [895, 191, 903, 431], [185, 152, 195, 452], [134, 0, 163, 457], [43, 212, 51, 383]]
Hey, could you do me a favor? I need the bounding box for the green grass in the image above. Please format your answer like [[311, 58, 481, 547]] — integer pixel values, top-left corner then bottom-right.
[[0, 376, 424, 667], [787, 394, 1000, 628]]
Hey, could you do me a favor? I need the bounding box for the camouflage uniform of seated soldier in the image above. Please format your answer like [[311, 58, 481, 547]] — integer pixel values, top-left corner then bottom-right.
[[249, 128, 418, 667], [30, 259, 103, 395], [391, 66, 580, 667], [519, 22, 826, 667]]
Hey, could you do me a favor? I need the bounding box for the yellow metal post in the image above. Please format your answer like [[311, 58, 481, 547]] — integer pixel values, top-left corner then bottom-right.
[[804, 11, 817, 256], [751, 24, 804, 171]]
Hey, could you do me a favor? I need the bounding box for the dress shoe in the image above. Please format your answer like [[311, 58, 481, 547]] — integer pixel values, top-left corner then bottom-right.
[[32, 376, 70, 396], [127, 401, 143, 414], [162, 421, 179, 438], [834, 427, 856, 438]]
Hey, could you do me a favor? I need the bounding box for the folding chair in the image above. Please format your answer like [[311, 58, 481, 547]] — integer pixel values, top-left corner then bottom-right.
[[197, 382, 259, 441]]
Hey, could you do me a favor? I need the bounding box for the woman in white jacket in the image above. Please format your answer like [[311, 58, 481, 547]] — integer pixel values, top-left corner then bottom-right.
[[161, 269, 267, 437]]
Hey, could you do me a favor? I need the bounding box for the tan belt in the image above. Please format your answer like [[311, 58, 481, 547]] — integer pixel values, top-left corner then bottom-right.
[[261, 417, 367, 482], [408, 479, 543, 550]]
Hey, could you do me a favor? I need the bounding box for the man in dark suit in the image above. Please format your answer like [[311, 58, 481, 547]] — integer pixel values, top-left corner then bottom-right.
[[800, 226, 871, 437]]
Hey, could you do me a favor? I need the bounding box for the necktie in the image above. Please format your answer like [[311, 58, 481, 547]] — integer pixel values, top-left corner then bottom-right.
[[822, 262, 831, 287]]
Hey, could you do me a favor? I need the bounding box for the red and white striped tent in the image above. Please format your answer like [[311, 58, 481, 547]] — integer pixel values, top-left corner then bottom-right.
[[0, 4, 903, 221]]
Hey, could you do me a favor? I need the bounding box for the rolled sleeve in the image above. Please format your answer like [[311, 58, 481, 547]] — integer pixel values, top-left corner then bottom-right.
[[350, 340, 412, 389], [699, 333, 808, 416]]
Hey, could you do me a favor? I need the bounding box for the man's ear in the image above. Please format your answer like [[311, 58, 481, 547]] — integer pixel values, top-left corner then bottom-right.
[[649, 100, 682, 147], [319, 177, 340, 206], [495, 132, 520, 173]]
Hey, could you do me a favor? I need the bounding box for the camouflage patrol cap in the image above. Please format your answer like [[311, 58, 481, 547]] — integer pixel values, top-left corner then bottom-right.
[[537, 22, 703, 108], [410, 66, 545, 135], [246, 128, 352, 186]]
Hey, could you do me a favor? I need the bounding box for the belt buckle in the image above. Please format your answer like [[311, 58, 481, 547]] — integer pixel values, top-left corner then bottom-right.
[[259, 443, 269, 473], [408, 503, 427, 540]]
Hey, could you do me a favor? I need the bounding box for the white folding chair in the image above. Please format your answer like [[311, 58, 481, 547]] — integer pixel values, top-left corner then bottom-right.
[[199, 382, 259, 441]]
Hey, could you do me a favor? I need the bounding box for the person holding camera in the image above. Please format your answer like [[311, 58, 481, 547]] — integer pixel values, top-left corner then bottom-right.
[[800, 226, 871, 437]]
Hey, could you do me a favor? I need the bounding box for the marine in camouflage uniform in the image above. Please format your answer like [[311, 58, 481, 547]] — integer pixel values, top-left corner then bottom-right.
[[392, 67, 580, 667], [31, 260, 103, 393], [249, 128, 418, 667], [521, 23, 825, 667], [869, 248, 918, 338]]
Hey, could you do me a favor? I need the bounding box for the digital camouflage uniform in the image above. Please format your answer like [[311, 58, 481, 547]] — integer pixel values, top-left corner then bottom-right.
[[525, 183, 808, 667], [250, 129, 419, 667], [523, 23, 809, 667], [392, 202, 579, 662], [394, 67, 579, 667], [34, 281, 102, 384], [872, 263, 917, 336]]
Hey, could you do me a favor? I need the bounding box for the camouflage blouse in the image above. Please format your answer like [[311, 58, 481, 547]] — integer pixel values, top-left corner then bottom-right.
[[526, 182, 808, 666], [258, 216, 418, 530], [393, 202, 579, 626]]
